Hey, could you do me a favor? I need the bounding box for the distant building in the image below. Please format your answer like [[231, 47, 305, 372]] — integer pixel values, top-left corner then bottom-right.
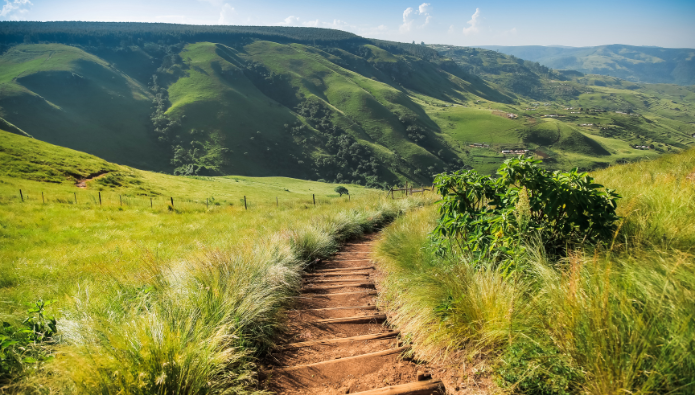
[[501, 149, 529, 155]]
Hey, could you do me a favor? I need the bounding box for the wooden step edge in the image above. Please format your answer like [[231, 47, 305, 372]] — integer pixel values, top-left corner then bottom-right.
[[273, 346, 408, 372], [302, 283, 375, 292], [303, 278, 371, 284], [291, 290, 377, 299], [303, 271, 370, 277], [313, 314, 386, 324], [276, 331, 399, 350], [313, 266, 374, 272], [351, 379, 445, 395], [291, 305, 377, 312]]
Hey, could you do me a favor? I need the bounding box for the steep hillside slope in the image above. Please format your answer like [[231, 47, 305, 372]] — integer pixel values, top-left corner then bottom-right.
[[477, 44, 695, 85], [0, 44, 170, 170], [0, 128, 369, 203]]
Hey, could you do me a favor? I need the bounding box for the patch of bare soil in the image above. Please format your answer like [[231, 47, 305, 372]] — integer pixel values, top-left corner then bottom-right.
[[75, 170, 110, 189]]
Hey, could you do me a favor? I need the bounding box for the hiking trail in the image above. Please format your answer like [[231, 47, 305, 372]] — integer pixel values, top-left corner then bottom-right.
[[264, 234, 444, 395]]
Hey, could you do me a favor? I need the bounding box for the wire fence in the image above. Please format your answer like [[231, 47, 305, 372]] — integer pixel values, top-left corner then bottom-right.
[[0, 189, 380, 213]]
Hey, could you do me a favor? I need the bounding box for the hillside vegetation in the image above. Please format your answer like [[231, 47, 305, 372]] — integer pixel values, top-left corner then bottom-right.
[[375, 149, 695, 394], [1, 22, 693, 184], [1, 128, 432, 392], [478, 44, 695, 85]]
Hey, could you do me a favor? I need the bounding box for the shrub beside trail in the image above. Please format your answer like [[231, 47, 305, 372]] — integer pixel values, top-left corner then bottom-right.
[[375, 153, 695, 395]]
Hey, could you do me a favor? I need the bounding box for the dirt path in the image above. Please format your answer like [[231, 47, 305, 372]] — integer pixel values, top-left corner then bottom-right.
[[263, 234, 444, 395], [75, 171, 110, 188]]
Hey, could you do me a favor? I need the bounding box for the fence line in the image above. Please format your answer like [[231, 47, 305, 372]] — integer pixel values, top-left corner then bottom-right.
[[1, 189, 374, 212]]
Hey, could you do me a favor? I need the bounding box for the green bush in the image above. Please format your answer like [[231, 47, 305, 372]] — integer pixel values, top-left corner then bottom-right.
[[1, 300, 57, 385], [431, 156, 620, 273]]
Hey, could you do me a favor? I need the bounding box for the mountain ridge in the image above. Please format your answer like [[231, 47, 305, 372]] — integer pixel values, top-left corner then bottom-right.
[[474, 44, 695, 85]]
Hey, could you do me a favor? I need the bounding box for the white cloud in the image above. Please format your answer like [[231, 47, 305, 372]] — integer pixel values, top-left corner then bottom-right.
[[400, 3, 432, 33], [1, 0, 32, 18], [302, 19, 319, 27], [448, 25, 455, 34], [462, 8, 481, 36], [278, 15, 300, 26], [418, 3, 431, 15], [218, 3, 235, 24]]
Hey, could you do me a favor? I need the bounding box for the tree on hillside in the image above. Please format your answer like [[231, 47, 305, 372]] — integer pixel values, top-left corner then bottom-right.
[[334, 186, 349, 196]]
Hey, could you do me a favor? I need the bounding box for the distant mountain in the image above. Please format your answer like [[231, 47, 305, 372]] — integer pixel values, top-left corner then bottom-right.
[[477, 45, 695, 86]]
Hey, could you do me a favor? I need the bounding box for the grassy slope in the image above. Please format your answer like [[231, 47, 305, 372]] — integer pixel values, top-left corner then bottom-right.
[[0, 129, 369, 204], [244, 41, 446, 171], [0, 44, 170, 171], [0, 128, 375, 308], [375, 150, 695, 394], [166, 42, 309, 177]]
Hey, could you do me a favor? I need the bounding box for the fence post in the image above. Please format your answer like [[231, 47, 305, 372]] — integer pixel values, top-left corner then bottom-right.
[[42, 191, 44, 204], [349, 194, 350, 201], [19, 189, 23, 202], [313, 194, 315, 206], [206, 198, 209, 209], [99, 192, 102, 206], [170, 197, 174, 207], [244, 196, 247, 210], [74, 192, 77, 204], [150, 197, 153, 208]]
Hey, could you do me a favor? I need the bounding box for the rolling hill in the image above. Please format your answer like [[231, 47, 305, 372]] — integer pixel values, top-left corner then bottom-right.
[[1, 22, 694, 183], [477, 44, 695, 85]]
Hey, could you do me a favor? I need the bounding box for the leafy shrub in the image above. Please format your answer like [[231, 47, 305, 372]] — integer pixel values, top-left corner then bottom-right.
[[431, 156, 620, 273], [0, 300, 57, 385]]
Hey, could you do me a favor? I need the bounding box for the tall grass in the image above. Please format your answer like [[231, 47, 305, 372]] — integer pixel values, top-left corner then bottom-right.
[[1, 191, 427, 393], [375, 150, 695, 394], [592, 148, 695, 249]]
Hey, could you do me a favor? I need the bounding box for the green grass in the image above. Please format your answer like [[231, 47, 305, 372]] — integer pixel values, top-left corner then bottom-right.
[[374, 150, 695, 394], [0, 44, 168, 171], [0, 129, 431, 392]]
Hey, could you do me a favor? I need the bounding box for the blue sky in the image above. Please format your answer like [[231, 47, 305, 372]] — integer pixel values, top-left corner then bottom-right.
[[1, 0, 694, 48]]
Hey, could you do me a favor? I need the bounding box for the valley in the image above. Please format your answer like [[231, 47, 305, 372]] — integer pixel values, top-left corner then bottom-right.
[[1, 22, 693, 187]]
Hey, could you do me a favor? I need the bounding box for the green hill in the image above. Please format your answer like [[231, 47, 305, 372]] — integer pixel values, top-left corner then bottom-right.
[[0, 128, 373, 212], [0, 44, 170, 171], [477, 44, 695, 85], [1, 22, 694, 181]]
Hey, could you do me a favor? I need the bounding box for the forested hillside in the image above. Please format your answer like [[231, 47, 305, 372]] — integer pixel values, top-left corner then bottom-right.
[[1, 22, 694, 184]]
